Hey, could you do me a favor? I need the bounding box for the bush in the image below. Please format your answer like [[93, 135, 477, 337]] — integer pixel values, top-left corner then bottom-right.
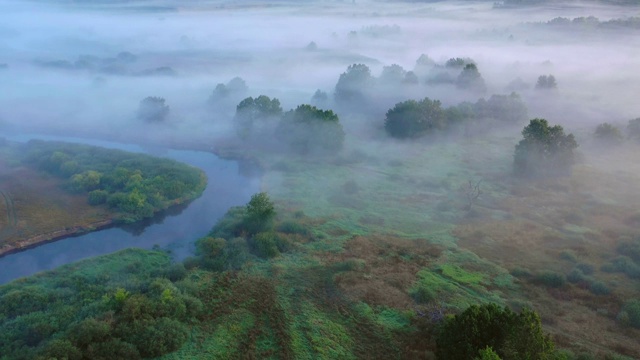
[[618, 299, 640, 329], [567, 269, 586, 284], [575, 263, 595, 275], [533, 271, 566, 288], [510, 267, 532, 278], [601, 256, 640, 279], [88, 189, 109, 205], [253, 231, 280, 258], [435, 303, 554, 360], [616, 240, 640, 263], [588, 280, 611, 296]]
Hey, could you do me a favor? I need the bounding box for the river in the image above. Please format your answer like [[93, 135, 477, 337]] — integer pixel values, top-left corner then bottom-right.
[[0, 133, 260, 284]]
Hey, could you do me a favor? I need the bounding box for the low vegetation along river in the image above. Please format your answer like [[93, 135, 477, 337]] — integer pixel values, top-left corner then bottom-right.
[[0, 134, 260, 284]]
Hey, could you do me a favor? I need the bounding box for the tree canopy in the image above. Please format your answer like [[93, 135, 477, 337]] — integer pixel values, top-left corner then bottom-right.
[[276, 104, 345, 154], [535, 75, 557, 90], [334, 63, 374, 106], [436, 304, 555, 360], [514, 118, 578, 177], [137, 97, 169, 122], [384, 98, 446, 139], [234, 95, 282, 138]]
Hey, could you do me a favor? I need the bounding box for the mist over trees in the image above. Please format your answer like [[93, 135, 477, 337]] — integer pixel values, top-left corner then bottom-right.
[[234, 95, 283, 138], [137, 97, 169, 123], [276, 104, 344, 154], [514, 119, 578, 178]]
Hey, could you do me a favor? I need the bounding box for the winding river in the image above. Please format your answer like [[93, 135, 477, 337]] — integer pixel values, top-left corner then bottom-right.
[[0, 133, 260, 284]]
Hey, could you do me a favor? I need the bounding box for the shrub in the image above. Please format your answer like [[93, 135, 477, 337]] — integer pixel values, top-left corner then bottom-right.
[[588, 280, 611, 296], [88, 190, 108, 205], [616, 240, 640, 263], [533, 271, 566, 288], [618, 299, 640, 329], [567, 269, 586, 284], [253, 231, 280, 258], [510, 267, 532, 278], [575, 263, 595, 275], [601, 256, 640, 279], [559, 250, 577, 262]]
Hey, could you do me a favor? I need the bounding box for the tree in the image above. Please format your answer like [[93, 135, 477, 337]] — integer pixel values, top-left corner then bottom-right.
[[379, 64, 407, 85], [334, 64, 374, 106], [276, 104, 345, 154], [234, 95, 282, 138], [627, 118, 640, 140], [311, 89, 329, 107], [535, 75, 557, 90], [137, 97, 169, 122], [474, 93, 528, 123], [456, 63, 487, 92], [594, 123, 623, 145], [436, 304, 555, 360], [208, 77, 248, 105], [244, 192, 276, 235], [514, 119, 578, 177], [384, 97, 446, 139]]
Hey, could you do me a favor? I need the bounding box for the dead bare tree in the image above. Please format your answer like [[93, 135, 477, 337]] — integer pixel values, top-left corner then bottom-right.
[[464, 179, 482, 211]]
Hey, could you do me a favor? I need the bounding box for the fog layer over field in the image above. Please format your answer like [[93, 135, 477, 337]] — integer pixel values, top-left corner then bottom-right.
[[1, 0, 639, 145]]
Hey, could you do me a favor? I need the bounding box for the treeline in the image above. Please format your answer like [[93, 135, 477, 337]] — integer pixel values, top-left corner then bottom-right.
[[541, 16, 640, 30], [22, 140, 206, 222], [384, 92, 528, 139]]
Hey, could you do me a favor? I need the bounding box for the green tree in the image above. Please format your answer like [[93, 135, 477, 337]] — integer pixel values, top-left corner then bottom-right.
[[244, 192, 276, 235], [234, 95, 283, 138], [334, 63, 374, 106], [436, 304, 554, 360], [457, 63, 487, 92], [535, 75, 557, 90], [277, 104, 345, 154], [476, 346, 502, 360], [137, 96, 169, 122], [474, 93, 528, 123], [514, 119, 578, 177], [626, 118, 640, 140], [594, 123, 623, 145], [384, 97, 446, 139]]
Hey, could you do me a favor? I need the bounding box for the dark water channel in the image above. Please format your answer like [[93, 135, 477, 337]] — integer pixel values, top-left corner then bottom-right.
[[0, 133, 260, 284]]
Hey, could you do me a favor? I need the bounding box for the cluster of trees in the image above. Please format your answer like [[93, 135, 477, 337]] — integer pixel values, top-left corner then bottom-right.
[[513, 119, 578, 178], [0, 249, 199, 360], [208, 76, 248, 106], [535, 75, 557, 90], [384, 92, 528, 139], [332, 59, 489, 112], [190, 192, 297, 268], [24, 140, 206, 222], [544, 16, 640, 30], [233, 95, 345, 155]]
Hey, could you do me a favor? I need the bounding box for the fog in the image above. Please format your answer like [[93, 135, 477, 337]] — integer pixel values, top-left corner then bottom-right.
[[1, 0, 639, 145]]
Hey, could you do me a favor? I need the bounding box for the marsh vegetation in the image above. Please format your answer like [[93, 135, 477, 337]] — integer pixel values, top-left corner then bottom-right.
[[1, 0, 640, 359]]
